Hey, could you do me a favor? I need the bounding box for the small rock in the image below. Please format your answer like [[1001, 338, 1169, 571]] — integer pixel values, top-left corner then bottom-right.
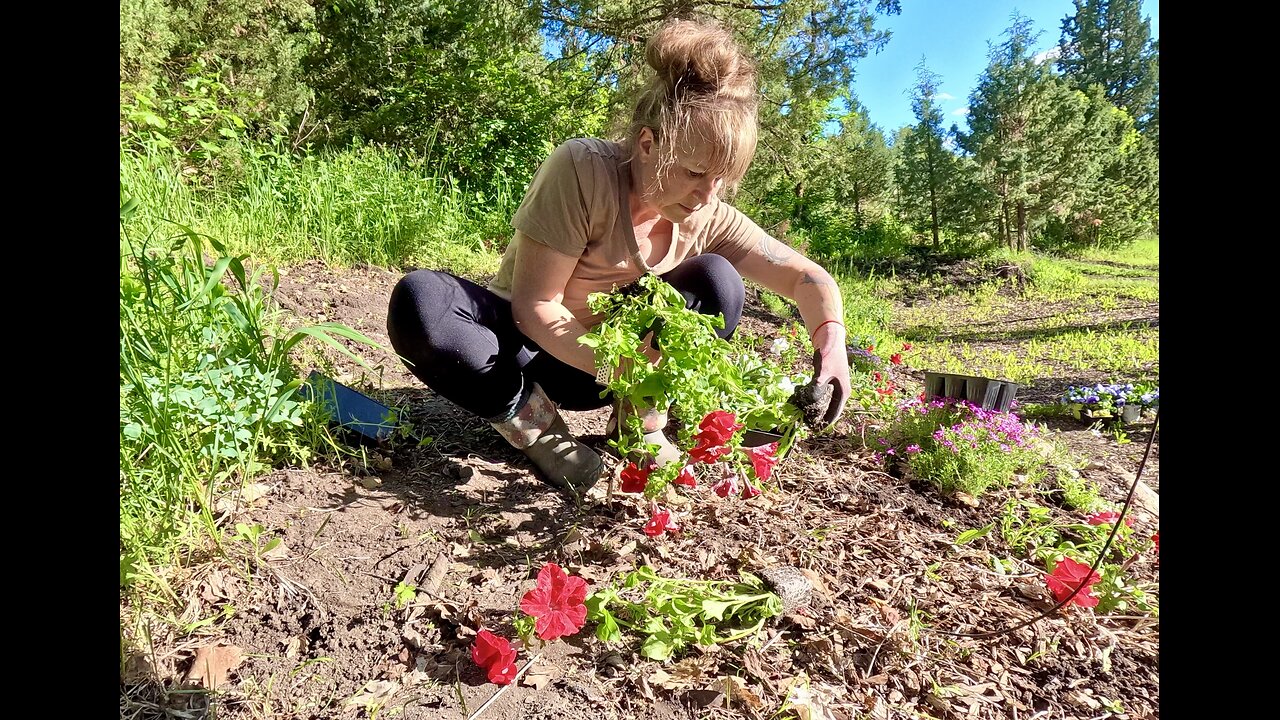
[[358, 476, 383, 490]]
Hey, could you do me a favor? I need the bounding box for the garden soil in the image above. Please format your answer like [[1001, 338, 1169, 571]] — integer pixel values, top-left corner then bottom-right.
[[123, 259, 1159, 720]]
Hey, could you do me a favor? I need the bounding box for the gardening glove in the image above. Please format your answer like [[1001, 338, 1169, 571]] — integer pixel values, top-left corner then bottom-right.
[[812, 344, 852, 428]]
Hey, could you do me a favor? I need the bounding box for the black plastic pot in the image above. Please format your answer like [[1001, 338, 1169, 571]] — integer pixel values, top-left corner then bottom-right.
[[924, 371, 1021, 412]]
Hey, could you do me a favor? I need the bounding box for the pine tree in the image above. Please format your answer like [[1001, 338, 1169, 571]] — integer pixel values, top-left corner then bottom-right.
[[1056, 0, 1158, 125]]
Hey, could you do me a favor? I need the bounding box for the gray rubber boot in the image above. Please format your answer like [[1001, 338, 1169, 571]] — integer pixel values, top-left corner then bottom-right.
[[606, 401, 682, 468], [490, 383, 604, 498]]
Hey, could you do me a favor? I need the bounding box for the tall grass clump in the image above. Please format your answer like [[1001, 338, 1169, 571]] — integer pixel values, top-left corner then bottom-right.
[[119, 197, 377, 596], [119, 139, 511, 277]]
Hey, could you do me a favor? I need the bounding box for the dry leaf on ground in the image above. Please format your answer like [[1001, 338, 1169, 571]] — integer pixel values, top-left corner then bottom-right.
[[185, 644, 244, 689], [346, 679, 400, 707]]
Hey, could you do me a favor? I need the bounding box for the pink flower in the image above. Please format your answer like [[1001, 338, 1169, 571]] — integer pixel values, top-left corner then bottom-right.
[[519, 563, 589, 641], [1086, 510, 1134, 528], [712, 472, 740, 498], [740, 481, 761, 499], [619, 462, 650, 494], [673, 465, 697, 487], [1044, 557, 1101, 608], [471, 630, 518, 685], [747, 442, 780, 482], [644, 508, 677, 537], [905, 444, 921, 454]]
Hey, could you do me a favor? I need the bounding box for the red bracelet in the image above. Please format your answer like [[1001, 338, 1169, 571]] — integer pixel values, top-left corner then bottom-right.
[[810, 319, 845, 342]]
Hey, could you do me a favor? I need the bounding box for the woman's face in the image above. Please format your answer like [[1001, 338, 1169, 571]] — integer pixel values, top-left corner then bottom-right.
[[633, 127, 725, 223]]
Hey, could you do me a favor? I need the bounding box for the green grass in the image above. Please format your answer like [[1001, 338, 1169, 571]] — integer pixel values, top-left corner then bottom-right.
[[1073, 235, 1159, 268], [120, 142, 507, 276], [119, 199, 381, 652], [1024, 325, 1159, 379]]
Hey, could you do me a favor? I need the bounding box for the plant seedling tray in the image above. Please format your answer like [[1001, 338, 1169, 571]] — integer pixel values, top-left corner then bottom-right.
[[923, 372, 1021, 412], [299, 370, 400, 442]]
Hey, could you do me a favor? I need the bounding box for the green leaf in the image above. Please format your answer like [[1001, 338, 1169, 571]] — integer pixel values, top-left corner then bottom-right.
[[595, 611, 620, 643], [641, 632, 675, 661], [955, 524, 993, 545], [701, 599, 735, 622]]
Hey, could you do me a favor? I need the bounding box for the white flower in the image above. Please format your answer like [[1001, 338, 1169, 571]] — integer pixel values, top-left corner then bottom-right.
[[778, 377, 796, 394], [770, 338, 790, 355]]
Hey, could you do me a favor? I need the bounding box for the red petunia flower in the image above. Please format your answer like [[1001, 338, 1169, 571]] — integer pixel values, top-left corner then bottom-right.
[[689, 442, 732, 464], [620, 462, 650, 494], [1086, 510, 1134, 528], [873, 371, 883, 382], [644, 508, 677, 537], [747, 442, 780, 482], [890, 353, 903, 365], [673, 465, 697, 487], [902, 342, 913, 351], [1044, 557, 1101, 608], [519, 563, 589, 641], [471, 630, 518, 685], [1152, 531, 1159, 552], [697, 410, 744, 446], [740, 480, 761, 499], [866, 344, 875, 353], [712, 472, 740, 498]]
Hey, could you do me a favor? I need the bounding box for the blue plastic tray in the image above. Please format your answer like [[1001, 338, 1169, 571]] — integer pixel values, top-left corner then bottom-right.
[[300, 371, 400, 441]]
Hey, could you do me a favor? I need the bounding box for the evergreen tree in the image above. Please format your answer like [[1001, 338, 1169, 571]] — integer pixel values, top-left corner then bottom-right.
[[960, 15, 1090, 252], [1056, 0, 1158, 125], [896, 61, 961, 247]]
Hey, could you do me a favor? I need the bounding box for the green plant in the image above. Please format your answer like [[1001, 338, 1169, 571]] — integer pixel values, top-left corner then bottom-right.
[[585, 565, 783, 661], [234, 522, 282, 564], [393, 582, 417, 609], [875, 398, 1046, 498], [758, 289, 792, 316], [1053, 470, 1103, 511], [999, 500, 1158, 616], [119, 198, 382, 626], [580, 274, 813, 492]]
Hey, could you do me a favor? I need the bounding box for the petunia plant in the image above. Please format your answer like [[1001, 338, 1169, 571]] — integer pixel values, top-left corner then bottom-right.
[[579, 274, 815, 473], [996, 498, 1158, 615], [584, 565, 783, 661], [472, 562, 591, 685], [616, 409, 784, 503]]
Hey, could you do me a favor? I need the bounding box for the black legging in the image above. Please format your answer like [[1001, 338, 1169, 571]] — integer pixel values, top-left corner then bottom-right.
[[387, 253, 745, 422]]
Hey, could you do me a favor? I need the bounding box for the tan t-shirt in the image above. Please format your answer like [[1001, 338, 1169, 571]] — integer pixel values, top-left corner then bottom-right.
[[487, 138, 768, 328]]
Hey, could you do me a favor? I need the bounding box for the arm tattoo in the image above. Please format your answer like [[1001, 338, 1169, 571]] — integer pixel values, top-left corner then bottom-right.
[[800, 272, 837, 288], [758, 236, 796, 265]]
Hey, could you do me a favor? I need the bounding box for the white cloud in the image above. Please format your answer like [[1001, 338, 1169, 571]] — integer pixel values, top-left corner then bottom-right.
[[1034, 47, 1061, 65], [932, 92, 955, 101], [951, 107, 970, 117]]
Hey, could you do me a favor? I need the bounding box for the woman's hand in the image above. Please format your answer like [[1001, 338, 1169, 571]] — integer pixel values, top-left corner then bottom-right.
[[811, 323, 851, 427]]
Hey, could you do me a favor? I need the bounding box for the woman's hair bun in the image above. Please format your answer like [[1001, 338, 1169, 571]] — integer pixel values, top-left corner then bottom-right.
[[645, 19, 754, 99]]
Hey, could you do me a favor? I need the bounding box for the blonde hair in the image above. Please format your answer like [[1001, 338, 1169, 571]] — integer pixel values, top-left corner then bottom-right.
[[626, 18, 759, 193]]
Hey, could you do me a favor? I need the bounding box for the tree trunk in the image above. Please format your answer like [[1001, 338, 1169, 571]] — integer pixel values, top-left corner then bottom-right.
[[928, 186, 940, 247], [1016, 201, 1028, 251]]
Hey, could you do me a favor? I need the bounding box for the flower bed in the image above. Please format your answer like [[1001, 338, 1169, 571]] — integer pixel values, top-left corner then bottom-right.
[[1062, 382, 1159, 423]]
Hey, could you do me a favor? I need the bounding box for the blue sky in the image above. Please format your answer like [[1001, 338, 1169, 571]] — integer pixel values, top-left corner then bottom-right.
[[850, 0, 1160, 135]]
